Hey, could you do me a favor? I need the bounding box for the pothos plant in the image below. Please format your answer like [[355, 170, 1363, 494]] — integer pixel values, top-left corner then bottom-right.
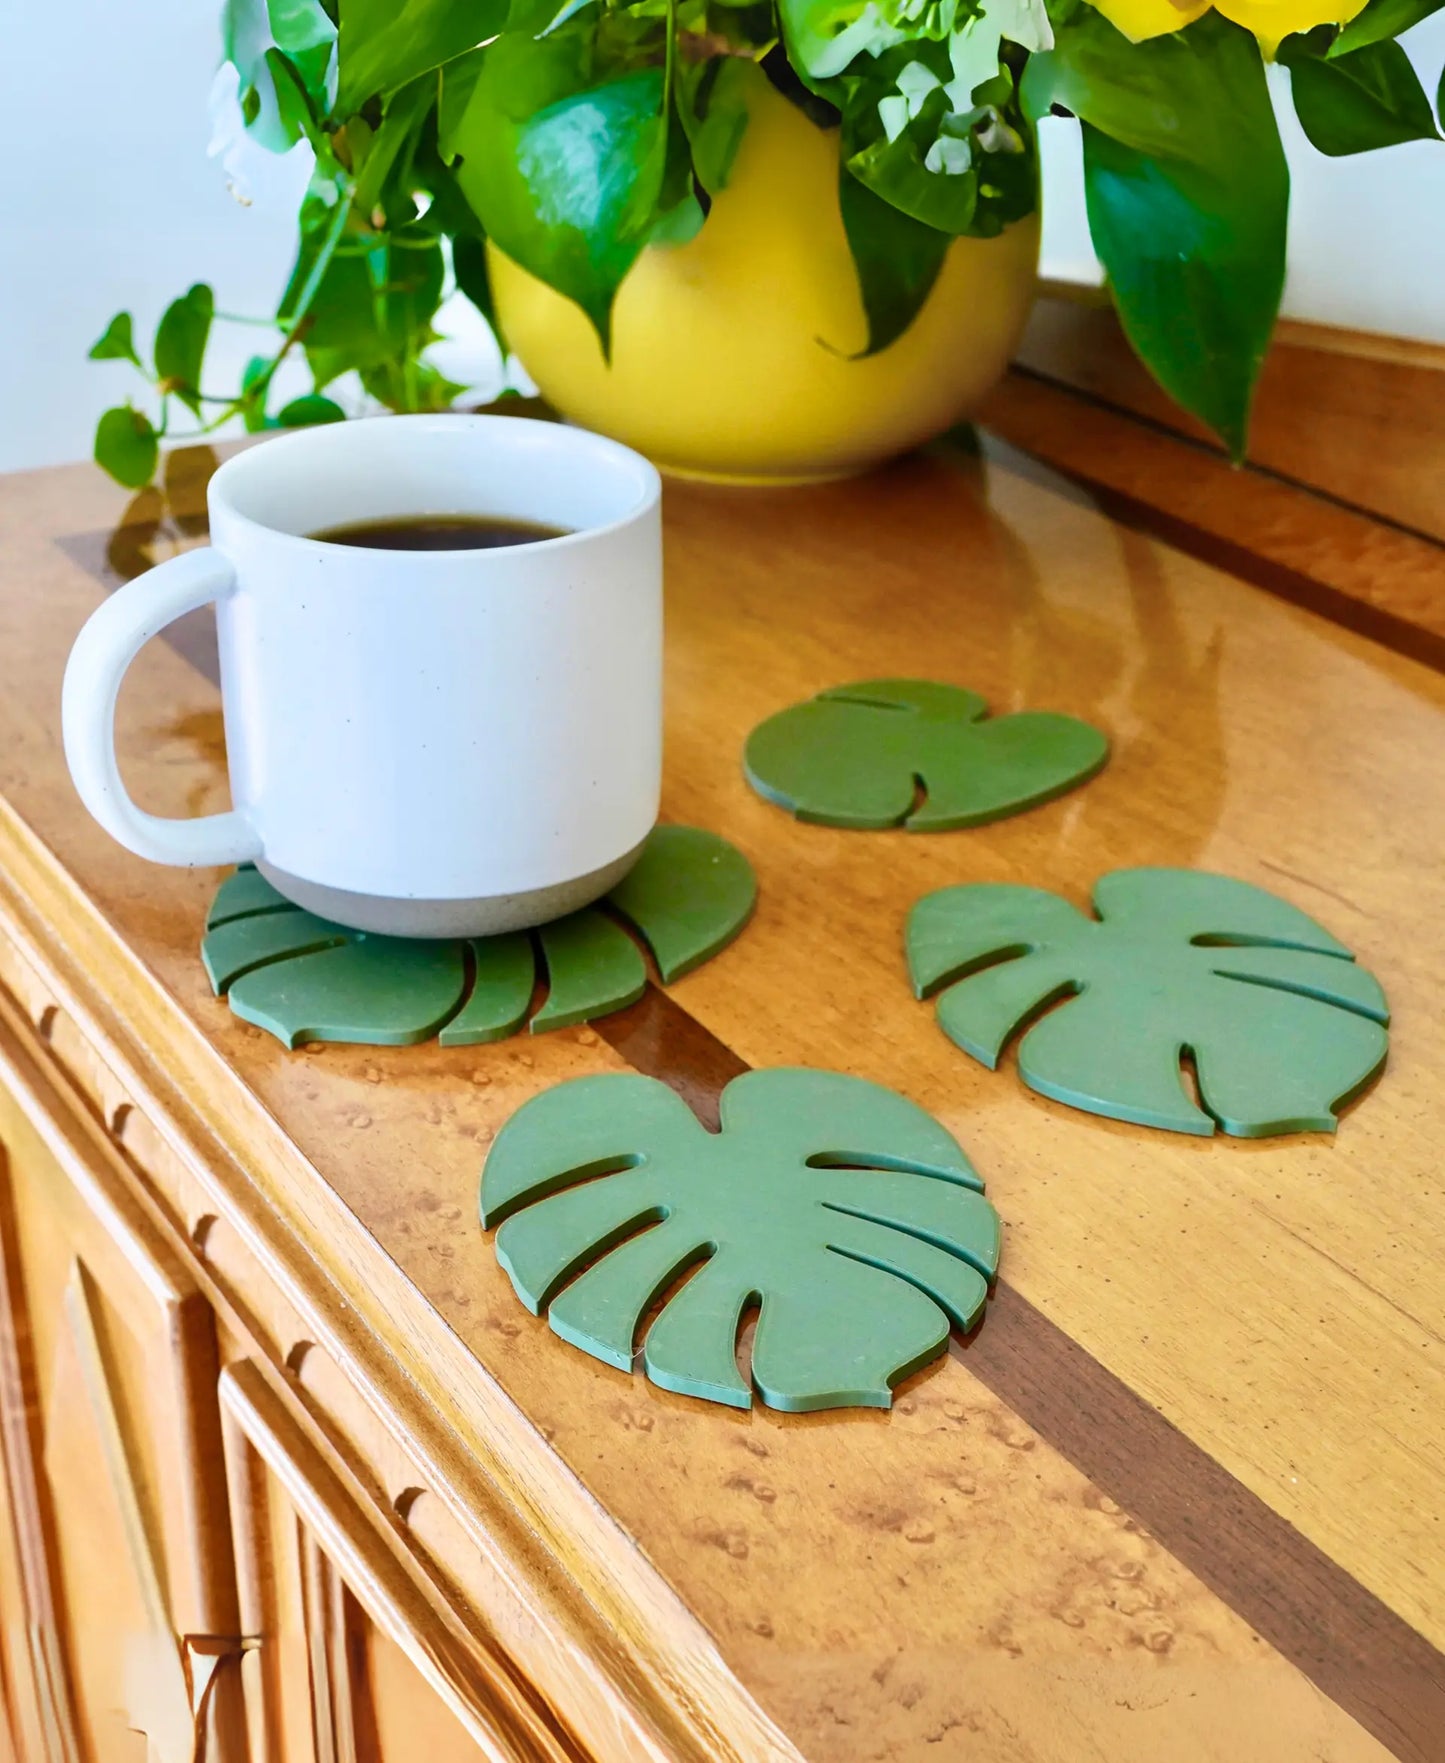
[[90, 0, 1443, 488]]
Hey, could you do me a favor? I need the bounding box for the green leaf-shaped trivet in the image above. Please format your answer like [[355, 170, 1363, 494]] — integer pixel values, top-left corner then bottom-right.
[[744, 679, 1109, 830], [480, 1067, 1001, 1412], [202, 825, 756, 1050], [908, 868, 1390, 1138]]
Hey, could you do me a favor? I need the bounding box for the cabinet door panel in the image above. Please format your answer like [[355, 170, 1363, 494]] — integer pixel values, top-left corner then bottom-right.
[[0, 1018, 245, 1763], [220, 1360, 582, 1763]]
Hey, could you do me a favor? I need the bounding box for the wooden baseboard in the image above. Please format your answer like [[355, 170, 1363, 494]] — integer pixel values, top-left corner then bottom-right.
[[1014, 289, 1445, 543]]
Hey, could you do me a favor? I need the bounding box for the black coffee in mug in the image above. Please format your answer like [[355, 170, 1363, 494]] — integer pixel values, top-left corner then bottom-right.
[[310, 514, 569, 551]]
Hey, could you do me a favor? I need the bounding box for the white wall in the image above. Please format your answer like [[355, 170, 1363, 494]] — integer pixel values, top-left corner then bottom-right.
[[0, 2, 308, 474], [0, 0, 500, 475], [2, 3, 1442, 474], [1038, 11, 1445, 343]]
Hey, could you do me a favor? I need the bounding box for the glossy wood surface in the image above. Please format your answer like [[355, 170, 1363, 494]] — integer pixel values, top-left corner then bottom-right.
[[0, 422, 1440, 1761], [1010, 290, 1445, 542]]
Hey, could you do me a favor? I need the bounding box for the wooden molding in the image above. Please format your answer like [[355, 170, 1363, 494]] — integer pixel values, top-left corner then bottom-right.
[[0, 787, 799, 1763], [1036, 278, 1445, 372], [1011, 286, 1445, 542], [220, 1360, 583, 1763], [0, 1152, 84, 1763]]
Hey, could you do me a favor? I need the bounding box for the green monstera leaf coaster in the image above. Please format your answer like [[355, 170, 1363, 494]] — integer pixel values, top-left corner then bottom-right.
[[202, 826, 755, 1049], [744, 678, 1108, 830], [481, 1067, 1000, 1412], [908, 868, 1390, 1138]]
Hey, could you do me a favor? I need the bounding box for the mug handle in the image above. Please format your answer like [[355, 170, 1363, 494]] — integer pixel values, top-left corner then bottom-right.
[[62, 547, 263, 867]]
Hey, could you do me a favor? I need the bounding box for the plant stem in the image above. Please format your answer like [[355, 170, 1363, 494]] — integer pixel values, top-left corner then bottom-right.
[[247, 186, 354, 405]]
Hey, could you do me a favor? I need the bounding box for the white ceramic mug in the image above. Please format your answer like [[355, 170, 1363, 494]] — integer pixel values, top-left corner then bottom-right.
[[63, 414, 663, 937]]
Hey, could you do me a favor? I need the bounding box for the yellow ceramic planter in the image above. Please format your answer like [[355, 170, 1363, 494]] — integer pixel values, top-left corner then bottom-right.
[[488, 69, 1041, 483]]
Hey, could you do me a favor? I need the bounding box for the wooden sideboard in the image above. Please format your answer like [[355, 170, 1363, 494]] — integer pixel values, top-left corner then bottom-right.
[[0, 416, 1440, 1763]]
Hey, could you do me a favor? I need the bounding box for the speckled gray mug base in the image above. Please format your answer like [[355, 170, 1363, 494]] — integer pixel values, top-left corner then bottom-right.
[[257, 838, 649, 939]]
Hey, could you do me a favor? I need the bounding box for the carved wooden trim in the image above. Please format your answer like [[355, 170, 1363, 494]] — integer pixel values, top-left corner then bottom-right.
[[218, 1396, 280, 1763], [0, 1003, 254, 1763], [0, 1146, 84, 1763], [0, 795, 792, 1763], [1007, 288, 1445, 543], [220, 1359, 586, 1763], [300, 1527, 383, 1763], [63, 1259, 196, 1763]]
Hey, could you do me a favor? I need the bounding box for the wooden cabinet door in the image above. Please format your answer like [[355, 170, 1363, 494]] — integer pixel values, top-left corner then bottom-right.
[[219, 1359, 580, 1763], [0, 1016, 245, 1763]]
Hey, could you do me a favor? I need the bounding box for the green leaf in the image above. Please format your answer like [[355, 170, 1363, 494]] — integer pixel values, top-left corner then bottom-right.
[[437, 45, 489, 160], [153, 283, 215, 415], [745, 678, 1108, 829], [358, 358, 469, 411], [833, 45, 1036, 243], [908, 868, 1389, 1137], [452, 232, 498, 327], [94, 406, 160, 489], [481, 1068, 1000, 1411], [239, 354, 275, 432], [450, 36, 669, 348], [1023, 12, 1287, 459], [202, 829, 755, 1046], [277, 393, 346, 425], [266, 46, 322, 143], [837, 171, 952, 354], [845, 119, 979, 233], [648, 192, 707, 246], [781, 0, 961, 82], [340, 0, 510, 109], [271, 0, 338, 86], [677, 57, 753, 195], [1287, 38, 1440, 154], [277, 184, 352, 331], [352, 76, 435, 214], [295, 228, 447, 388], [267, 0, 337, 102], [1081, 121, 1284, 458], [1329, 0, 1445, 57], [223, 0, 312, 150], [88, 312, 142, 369]]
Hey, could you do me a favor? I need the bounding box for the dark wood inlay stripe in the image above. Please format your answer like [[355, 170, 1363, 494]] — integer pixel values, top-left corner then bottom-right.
[[1006, 453, 1445, 677], [979, 371, 1445, 677], [597, 986, 1445, 1763]]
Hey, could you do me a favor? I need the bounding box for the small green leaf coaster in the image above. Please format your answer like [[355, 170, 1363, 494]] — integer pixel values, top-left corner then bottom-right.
[[202, 825, 756, 1050], [744, 678, 1108, 830], [907, 868, 1390, 1138], [480, 1068, 1001, 1413]]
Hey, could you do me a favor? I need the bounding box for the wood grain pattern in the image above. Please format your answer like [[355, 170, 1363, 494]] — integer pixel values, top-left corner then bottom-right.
[[62, 1259, 195, 1763], [600, 988, 1445, 1763], [1010, 291, 1445, 542], [0, 439, 1439, 1758], [220, 1358, 584, 1763], [0, 1148, 84, 1763], [977, 376, 1445, 669], [655, 458, 1445, 1657], [0, 998, 248, 1763]]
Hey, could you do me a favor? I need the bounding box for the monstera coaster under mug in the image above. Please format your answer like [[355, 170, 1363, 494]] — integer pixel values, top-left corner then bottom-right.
[[744, 679, 1108, 830], [201, 825, 757, 1049], [62, 414, 662, 937]]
